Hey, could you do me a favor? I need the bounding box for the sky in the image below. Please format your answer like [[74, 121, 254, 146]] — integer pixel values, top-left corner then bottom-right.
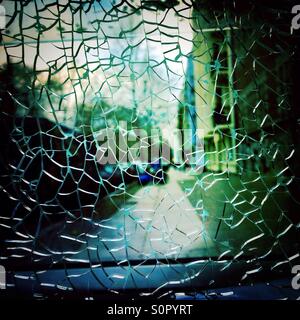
[[0, 0, 196, 149]]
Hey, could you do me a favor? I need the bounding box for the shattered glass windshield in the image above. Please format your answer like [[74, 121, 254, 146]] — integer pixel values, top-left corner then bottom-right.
[[0, 0, 299, 299]]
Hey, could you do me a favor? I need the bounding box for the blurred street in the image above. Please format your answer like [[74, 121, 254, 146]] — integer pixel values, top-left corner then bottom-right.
[[40, 168, 221, 264], [37, 167, 297, 265]]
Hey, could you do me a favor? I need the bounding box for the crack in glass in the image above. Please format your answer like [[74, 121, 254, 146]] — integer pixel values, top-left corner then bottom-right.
[[0, 0, 299, 299]]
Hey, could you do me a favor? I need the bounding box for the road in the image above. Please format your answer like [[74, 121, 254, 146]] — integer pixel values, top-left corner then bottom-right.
[[39, 168, 225, 265]]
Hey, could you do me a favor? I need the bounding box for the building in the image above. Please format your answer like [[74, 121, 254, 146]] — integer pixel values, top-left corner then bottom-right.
[[178, 1, 296, 176]]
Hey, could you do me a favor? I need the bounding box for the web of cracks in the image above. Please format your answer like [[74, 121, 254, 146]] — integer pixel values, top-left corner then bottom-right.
[[0, 0, 299, 297]]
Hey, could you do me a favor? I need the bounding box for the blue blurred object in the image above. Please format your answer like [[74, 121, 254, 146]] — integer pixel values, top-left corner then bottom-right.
[[136, 161, 168, 184]]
